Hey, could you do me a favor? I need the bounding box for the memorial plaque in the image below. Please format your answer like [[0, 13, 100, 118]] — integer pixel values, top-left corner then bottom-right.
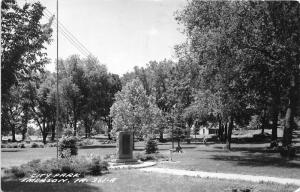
[[122, 134, 131, 155], [115, 131, 137, 163]]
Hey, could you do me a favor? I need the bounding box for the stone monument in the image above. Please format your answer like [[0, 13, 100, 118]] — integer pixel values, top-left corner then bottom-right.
[[115, 131, 137, 163]]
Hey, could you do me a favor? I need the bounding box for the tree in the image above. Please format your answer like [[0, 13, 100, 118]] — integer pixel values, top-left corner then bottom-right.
[[1, 86, 23, 141], [175, 1, 258, 149], [1, 0, 53, 96], [1, 0, 53, 141], [26, 72, 56, 144], [110, 79, 162, 149]]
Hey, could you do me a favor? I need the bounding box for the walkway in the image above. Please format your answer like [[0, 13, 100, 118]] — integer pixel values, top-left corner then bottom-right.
[[140, 167, 300, 186]]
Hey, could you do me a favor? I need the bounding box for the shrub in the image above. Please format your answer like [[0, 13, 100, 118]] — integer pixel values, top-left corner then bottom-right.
[[11, 166, 27, 178], [18, 143, 25, 148], [58, 136, 78, 158], [11, 143, 18, 148], [89, 157, 109, 175], [31, 142, 39, 148], [279, 145, 296, 158], [145, 138, 158, 154], [63, 128, 73, 137], [1, 144, 7, 148], [9, 156, 108, 178], [10, 159, 42, 178]]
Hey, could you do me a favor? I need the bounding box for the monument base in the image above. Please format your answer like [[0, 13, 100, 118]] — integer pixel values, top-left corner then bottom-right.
[[111, 158, 139, 164]]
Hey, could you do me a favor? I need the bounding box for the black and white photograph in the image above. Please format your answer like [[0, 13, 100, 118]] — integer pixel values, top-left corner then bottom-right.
[[1, 0, 300, 191]]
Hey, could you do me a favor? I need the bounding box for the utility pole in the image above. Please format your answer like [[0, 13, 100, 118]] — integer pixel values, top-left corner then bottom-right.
[[56, 0, 59, 159]]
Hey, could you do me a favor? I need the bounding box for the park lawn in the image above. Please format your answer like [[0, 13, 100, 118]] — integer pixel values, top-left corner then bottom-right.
[[137, 142, 300, 179], [1, 144, 116, 168], [2, 140, 300, 179], [1, 170, 298, 192]]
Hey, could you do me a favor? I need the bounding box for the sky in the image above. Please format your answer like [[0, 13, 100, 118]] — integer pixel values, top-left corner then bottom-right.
[[21, 0, 187, 75]]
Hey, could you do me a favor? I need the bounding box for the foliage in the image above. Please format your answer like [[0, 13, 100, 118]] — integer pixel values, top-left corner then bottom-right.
[[110, 79, 162, 138], [248, 115, 262, 130], [58, 55, 121, 137], [145, 138, 158, 154], [58, 136, 78, 158], [174, 1, 300, 149], [8, 156, 109, 178], [1, 0, 53, 96], [30, 142, 39, 148]]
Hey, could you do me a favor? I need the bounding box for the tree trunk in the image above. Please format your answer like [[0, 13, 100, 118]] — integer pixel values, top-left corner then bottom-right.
[[159, 130, 164, 141], [271, 105, 279, 142], [225, 116, 234, 150], [132, 131, 135, 150], [42, 120, 47, 144], [11, 125, 16, 142], [73, 117, 77, 136], [42, 133, 47, 144], [51, 121, 56, 141], [224, 121, 228, 143], [22, 128, 26, 141], [73, 99, 77, 136], [218, 115, 224, 142], [270, 90, 280, 142], [282, 75, 297, 147], [186, 124, 191, 144], [260, 109, 267, 135], [107, 117, 112, 140]]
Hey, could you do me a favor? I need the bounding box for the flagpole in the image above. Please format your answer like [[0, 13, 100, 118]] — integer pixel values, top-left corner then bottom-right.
[[56, 0, 59, 159]]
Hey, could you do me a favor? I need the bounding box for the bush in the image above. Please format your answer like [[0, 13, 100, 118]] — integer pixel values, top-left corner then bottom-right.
[[145, 138, 158, 154], [58, 136, 78, 158], [279, 146, 296, 158], [31, 143, 39, 148], [9, 156, 108, 178], [10, 159, 42, 178], [63, 128, 73, 137], [18, 143, 25, 148], [10, 143, 18, 148], [89, 157, 109, 175], [1, 144, 7, 148]]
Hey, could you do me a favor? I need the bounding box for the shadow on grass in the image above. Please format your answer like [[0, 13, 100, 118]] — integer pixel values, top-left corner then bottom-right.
[[1, 149, 23, 152], [79, 145, 115, 149], [1, 177, 102, 192], [210, 153, 300, 168]]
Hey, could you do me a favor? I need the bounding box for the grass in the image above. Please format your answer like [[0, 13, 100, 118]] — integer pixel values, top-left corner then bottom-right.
[[1, 170, 298, 192], [2, 131, 300, 179], [153, 142, 300, 179]]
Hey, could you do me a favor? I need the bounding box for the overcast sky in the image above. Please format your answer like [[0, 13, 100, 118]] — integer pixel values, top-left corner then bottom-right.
[[22, 0, 186, 75]]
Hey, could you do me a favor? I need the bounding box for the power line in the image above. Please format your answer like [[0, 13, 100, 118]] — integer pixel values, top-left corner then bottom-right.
[[45, 9, 92, 56], [44, 12, 90, 57], [44, 9, 92, 57]]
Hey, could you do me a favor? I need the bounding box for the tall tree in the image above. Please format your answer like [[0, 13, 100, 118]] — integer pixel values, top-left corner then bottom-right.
[[1, 0, 53, 96], [110, 79, 162, 149]]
